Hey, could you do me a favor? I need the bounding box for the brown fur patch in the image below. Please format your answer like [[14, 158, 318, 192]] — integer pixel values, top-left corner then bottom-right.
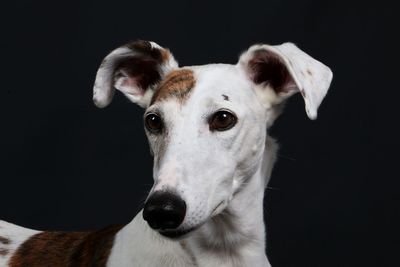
[[248, 49, 292, 94], [9, 225, 123, 267], [0, 236, 10, 245], [124, 40, 170, 64], [0, 248, 9, 256], [125, 40, 164, 63], [160, 49, 171, 62], [151, 69, 196, 104], [113, 40, 173, 91]]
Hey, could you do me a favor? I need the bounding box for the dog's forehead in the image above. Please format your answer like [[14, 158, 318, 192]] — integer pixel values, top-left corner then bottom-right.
[[150, 68, 195, 105], [150, 64, 249, 106]]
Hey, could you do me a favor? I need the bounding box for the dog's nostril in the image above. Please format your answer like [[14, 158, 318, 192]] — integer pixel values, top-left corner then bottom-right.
[[143, 191, 186, 230]]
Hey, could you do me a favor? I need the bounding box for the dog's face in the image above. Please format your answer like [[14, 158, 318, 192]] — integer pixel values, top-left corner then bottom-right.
[[93, 40, 332, 238], [143, 64, 269, 235]]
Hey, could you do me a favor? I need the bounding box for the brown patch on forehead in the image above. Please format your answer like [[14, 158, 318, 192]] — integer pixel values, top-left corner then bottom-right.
[[9, 225, 123, 267], [151, 69, 196, 104]]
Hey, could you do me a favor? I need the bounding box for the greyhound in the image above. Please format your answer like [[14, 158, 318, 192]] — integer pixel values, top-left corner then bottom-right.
[[0, 40, 332, 267]]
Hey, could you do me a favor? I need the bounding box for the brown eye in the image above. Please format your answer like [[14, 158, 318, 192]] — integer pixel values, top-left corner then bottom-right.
[[145, 113, 163, 133], [209, 110, 237, 131]]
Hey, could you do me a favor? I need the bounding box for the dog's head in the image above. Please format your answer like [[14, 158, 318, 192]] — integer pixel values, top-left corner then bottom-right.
[[93, 40, 332, 238]]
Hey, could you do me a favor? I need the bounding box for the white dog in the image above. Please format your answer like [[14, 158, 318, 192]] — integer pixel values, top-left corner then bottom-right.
[[0, 40, 332, 267]]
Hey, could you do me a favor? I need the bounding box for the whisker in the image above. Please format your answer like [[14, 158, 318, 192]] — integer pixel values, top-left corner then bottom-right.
[[277, 154, 297, 161]]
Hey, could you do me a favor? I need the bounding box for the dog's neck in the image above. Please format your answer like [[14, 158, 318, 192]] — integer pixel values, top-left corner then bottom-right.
[[108, 137, 276, 267]]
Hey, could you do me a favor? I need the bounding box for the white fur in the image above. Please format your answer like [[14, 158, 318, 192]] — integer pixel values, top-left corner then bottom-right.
[[93, 42, 178, 108], [103, 43, 331, 266], [1, 41, 332, 267], [238, 43, 333, 119]]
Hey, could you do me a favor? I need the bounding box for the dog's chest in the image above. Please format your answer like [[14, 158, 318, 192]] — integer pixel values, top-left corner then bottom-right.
[[106, 214, 195, 267]]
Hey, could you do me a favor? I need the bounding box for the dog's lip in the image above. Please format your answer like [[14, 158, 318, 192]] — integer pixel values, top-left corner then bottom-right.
[[158, 202, 226, 239], [158, 227, 196, 239]]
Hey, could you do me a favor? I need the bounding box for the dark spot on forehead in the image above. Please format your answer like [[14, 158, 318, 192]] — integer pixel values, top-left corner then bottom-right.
[[151, 69, 196, 104], [307, 69, 313, 76], [222, 94, 229, 101]]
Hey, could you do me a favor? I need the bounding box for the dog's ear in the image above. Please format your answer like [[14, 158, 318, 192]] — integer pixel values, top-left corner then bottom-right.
[[93, 40, 178, 108], [238, 43, 333, 119]]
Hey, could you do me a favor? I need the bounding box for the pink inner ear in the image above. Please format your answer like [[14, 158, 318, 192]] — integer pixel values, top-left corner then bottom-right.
[[118, 75, 144, 96], [248, 49, 295, 94], [115, 57, 161, 94]]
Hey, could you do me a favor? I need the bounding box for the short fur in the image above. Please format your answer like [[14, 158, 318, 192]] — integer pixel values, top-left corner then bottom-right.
[[0, 40, 332, 267], [151, 69, 196, 104]]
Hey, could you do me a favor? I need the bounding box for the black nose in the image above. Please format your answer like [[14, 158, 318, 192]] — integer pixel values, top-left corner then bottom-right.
[[143, 191, 186, 230]]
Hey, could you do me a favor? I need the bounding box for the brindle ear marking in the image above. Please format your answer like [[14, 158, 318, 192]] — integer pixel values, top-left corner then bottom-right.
[[93, 40, 177, 108], [115, 56, 161, 91], [247, 49, 292, 94]]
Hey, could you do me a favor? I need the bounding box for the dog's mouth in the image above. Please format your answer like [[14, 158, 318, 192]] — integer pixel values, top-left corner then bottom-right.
[[158, 227, 196, 239], [157, 201, 227, 239]]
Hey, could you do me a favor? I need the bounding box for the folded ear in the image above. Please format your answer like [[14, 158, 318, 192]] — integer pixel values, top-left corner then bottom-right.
[[238, 43, 333, 119], [93, 40, 178, 108]]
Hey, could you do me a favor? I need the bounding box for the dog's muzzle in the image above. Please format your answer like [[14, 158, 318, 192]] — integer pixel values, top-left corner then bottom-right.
[[143, 191, 186, 232]]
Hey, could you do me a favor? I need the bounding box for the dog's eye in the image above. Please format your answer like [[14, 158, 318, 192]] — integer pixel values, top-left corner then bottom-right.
[[145, 113, 163, 133], [209, 110, 237, 131]]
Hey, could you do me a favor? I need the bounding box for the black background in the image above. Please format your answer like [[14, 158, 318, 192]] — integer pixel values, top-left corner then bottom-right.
[[1, 1, 398, 266]]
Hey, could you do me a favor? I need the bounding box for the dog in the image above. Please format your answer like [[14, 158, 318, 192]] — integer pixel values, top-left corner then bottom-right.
[[0, 40, 332, 267]]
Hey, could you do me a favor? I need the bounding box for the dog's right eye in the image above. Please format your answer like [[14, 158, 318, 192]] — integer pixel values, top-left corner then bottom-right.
[[209, 110, 237, 131], [145, 113, 163, 133]]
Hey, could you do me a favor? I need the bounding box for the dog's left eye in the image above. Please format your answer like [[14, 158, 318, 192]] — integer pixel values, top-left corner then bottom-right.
[[145, 113, 163, 133], [209, 110, 237, 131]]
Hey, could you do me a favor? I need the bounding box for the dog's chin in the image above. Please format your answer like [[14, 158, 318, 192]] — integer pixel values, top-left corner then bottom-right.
[[158, 227, 196, 239]]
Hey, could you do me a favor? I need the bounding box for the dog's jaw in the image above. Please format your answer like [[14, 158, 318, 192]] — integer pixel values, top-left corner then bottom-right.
[[183, 136, 276, 267]]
